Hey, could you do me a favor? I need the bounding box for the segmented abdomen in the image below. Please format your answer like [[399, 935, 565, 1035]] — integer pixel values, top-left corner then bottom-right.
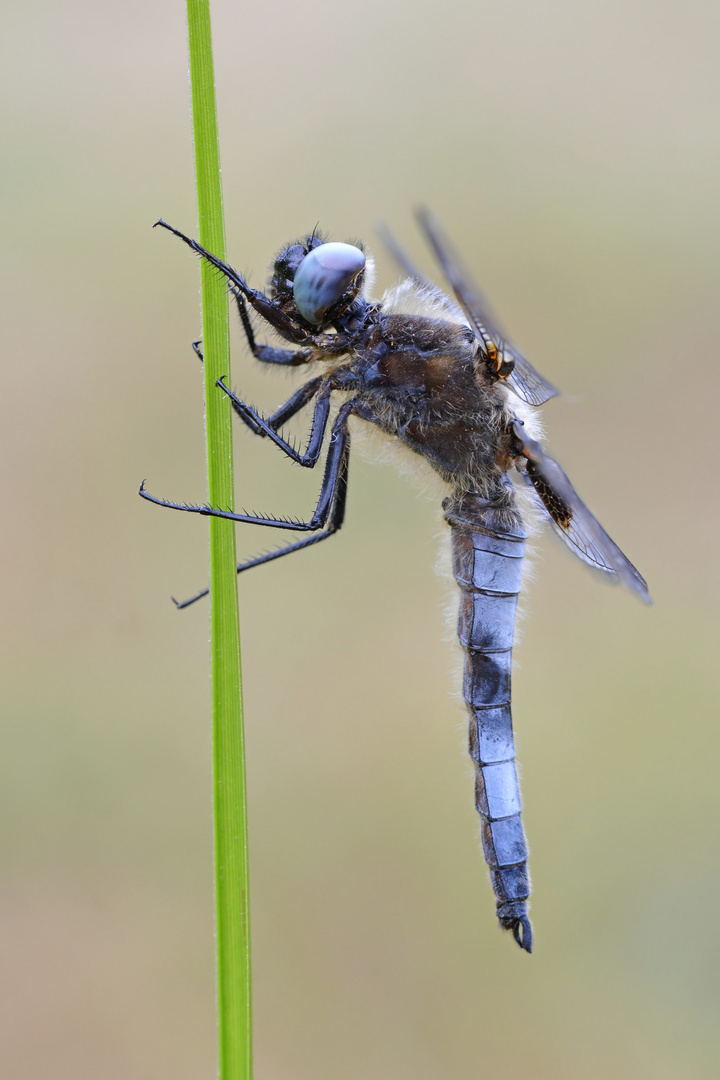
[[449, 502, 532, 952]]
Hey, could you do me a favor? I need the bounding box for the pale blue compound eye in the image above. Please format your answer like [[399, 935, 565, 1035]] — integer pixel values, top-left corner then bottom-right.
[[293, 242, 366, 324]]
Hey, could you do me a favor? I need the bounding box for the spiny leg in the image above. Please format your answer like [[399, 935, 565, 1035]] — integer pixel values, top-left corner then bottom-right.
[[230, 289, 314, 366], [139, 400, 354, 532], [265, 376, 325, 428], [215, 378, 331, 466], [191, 338, 262, 435], [154, 218, 349, 351], [174, 422, 350, 609], [192, 339, 326, 439], [199, 292, 316, 367]]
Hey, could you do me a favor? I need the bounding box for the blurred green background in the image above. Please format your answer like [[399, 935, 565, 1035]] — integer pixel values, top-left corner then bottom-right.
[[2, 0, 719, 1076]]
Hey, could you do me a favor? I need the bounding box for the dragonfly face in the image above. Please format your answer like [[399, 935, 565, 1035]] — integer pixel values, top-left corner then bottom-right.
[[142, 212, 651, 953], [292, 241, 366, 324], [267, 233, 367, 329]]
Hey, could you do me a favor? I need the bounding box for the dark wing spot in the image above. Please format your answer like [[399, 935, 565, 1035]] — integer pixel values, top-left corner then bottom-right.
[[526, 461, 572, 527]]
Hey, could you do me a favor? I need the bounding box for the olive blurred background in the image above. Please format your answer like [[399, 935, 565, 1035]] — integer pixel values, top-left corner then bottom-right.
[[2, 0, 719, 1077]]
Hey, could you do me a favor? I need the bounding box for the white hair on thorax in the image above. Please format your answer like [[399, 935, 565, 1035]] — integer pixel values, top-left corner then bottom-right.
[[380, 276, 467, 324], [360, 254, 376, 303]]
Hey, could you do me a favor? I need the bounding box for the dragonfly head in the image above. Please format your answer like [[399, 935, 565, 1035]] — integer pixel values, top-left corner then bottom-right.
[[270, 234, 367, 328]]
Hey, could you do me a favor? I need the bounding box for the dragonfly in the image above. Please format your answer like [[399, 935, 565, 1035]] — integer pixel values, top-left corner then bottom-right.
[[141, 210, 651, 952]]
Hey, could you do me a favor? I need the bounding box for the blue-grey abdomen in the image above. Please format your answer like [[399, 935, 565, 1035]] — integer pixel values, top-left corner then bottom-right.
[[448, 499, 532, 952]]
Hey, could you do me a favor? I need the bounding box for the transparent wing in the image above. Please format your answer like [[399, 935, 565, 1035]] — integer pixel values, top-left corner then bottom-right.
[[503, 349, 561, 410], [511, 420, 651, 603], [414, 208, 559, 407], [375, 221, 466, 321]]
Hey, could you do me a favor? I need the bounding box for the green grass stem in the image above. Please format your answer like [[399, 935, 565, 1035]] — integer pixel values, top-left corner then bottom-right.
[[185, 1, 252, 1076]]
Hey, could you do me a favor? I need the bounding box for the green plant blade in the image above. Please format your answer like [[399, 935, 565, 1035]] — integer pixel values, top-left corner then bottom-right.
[[185, 1, 252, 1076]]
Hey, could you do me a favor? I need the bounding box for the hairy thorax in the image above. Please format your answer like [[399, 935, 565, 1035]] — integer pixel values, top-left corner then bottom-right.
[[348, 313, 511, 492]]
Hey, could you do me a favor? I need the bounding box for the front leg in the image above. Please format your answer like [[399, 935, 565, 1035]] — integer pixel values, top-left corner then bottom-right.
[[195, 287, 325, 376], [230, 289, 314, 366], [155, 219, 351, 353], [139, 401, 354, 532]]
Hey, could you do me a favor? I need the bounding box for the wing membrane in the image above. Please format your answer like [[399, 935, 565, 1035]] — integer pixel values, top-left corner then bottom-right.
[[511, 420, 651, 602], [376, 221, 466, 322], [414, 208, 559, 407]]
